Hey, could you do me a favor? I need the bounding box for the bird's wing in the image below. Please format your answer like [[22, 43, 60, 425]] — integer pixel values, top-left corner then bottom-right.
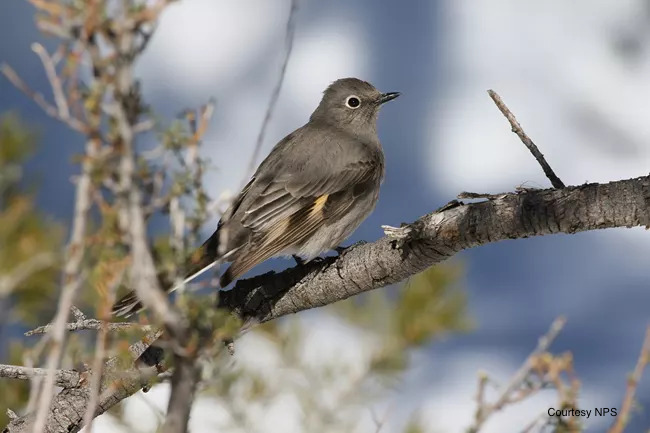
[[238, 123, 381, 229], [240, 158, 378, 231]]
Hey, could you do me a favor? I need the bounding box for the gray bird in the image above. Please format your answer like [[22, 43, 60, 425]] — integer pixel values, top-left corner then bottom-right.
[[113, 77, 399, 317]]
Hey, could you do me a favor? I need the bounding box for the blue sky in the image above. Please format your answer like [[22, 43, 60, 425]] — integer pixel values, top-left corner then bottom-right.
[[2, 0, 650, 431]]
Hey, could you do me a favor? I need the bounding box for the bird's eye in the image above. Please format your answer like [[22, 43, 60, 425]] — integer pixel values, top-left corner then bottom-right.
[[345, 95, 361, 109]]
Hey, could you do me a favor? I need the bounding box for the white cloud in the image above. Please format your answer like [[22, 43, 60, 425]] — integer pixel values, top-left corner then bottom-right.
[[137, 0, 288, 96]]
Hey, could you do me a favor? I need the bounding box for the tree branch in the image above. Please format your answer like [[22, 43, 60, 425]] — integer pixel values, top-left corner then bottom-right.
[[0, 64, 85, 133], [24, 319, 148, 336], [2, 331, 162, 433], [488, 90, 565, 189], [468, 317, 567, 432], [0, 365, 81, 389], [218, 175, 650, 324], [4, 1, 649, 430], [6, 173, 650, 433]]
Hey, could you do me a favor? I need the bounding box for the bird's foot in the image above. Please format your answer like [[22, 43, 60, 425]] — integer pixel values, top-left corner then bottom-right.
[[292, 255, 326, 267], [292, 254, 305, 266]]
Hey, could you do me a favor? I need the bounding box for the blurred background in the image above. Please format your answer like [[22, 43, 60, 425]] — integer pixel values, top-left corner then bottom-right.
[[2, 0, 650, 431]]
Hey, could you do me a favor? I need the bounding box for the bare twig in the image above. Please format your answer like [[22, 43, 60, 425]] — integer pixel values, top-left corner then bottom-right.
[[495, 317, 566, 407], [0, 64, 86, 133], [487, 90, 565, 189], [468, 317, 567, 433], [70, 305, 86, 322], [608, 325, 650, 433], [245, 0, 299, 182], [0, 364, 81, 388], [474, 371, 488, 418], [31, 42, 70, 120], [7, 173, 650, 432], [25, 318, 147, 336]]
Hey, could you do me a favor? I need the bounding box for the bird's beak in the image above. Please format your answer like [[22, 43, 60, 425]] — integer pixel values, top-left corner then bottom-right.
[[378, 92, 400, 104]]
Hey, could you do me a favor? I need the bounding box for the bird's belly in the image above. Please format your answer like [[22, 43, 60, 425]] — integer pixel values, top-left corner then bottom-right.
[[290, 188, 379, 260]]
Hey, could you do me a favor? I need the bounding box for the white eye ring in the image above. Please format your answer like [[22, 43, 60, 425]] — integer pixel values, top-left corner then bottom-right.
[[345, 95, 361, 109]]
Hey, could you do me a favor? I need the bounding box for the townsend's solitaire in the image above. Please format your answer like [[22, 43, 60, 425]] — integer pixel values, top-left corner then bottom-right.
[[113, 77, 399, 317]]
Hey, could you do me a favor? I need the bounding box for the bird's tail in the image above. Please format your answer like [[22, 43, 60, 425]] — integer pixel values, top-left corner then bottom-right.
[[111, 231, 223, 317]]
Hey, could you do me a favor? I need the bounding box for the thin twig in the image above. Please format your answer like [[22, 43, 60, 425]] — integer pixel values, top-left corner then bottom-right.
[[25, 318, 148, 336], [608, 325, 650, 433], [473, 371, 489, 423], [70, 305, 86, 321], [487, 89, 565, 189], [468, 316, 567, 433], [0, 63, 85, 132], [245, 0, 299, 182], [494, 317, 566, 409], [31, 42, 70, 120], [0, 364, 81, 388]]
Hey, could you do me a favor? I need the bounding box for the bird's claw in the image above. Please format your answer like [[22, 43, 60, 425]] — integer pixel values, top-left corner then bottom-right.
[[293, 255, 326, 267]]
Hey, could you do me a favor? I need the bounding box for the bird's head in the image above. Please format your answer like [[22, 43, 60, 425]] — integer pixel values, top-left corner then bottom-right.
[[310, 77, 399, 133]]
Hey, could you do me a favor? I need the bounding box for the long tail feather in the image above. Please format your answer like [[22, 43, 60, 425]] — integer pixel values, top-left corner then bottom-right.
[[112, 231, 226, 317]]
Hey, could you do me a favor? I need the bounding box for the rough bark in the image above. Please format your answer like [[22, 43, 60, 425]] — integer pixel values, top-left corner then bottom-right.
[[4, 174, 650, 433], [220, 175, 650, 323]]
